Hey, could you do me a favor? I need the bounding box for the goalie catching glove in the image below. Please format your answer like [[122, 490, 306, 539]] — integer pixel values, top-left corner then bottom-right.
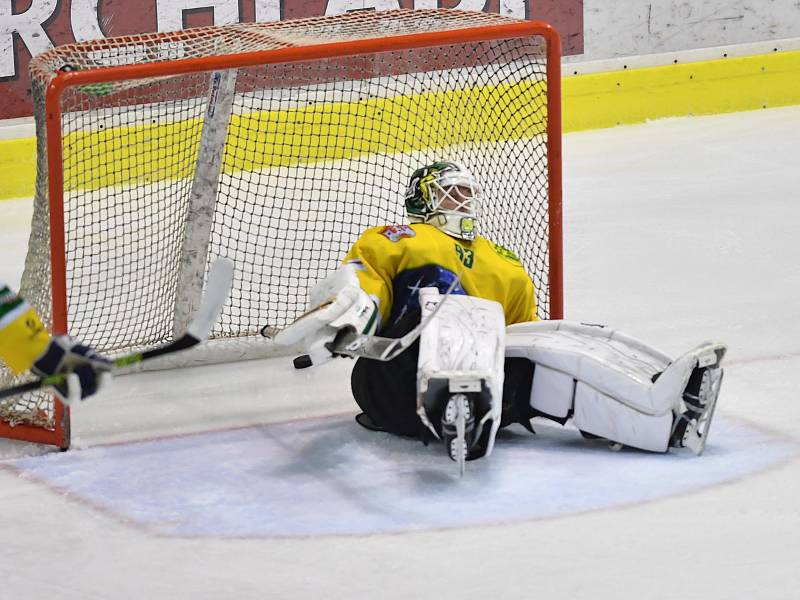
[[31, 335, 112, 405], [270, 264, 380, 366]]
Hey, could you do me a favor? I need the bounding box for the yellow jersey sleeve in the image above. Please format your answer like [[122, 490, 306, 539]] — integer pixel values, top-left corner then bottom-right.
[[495, 265, 537, 325], [342, 226, 405, 324], [475, 239, 538, 325], [0, 282, 51, 374]]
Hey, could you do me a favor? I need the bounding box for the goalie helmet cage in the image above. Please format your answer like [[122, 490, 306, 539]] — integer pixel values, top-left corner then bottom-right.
[[1, 8, 562, 449]]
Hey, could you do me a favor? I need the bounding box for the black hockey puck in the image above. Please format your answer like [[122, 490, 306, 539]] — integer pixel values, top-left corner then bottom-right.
[[293, 354, 313, 369]]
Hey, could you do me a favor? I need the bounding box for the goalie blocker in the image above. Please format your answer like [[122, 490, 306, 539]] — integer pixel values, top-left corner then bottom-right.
[[268, 264, 379, 366]]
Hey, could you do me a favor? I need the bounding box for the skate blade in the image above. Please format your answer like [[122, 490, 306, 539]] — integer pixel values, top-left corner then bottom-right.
[[684, 368, 724, 456], [445, 395, 470, 477]]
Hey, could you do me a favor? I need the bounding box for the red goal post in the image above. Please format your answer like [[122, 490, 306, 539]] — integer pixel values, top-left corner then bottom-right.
[[2, 9, 562, 449]]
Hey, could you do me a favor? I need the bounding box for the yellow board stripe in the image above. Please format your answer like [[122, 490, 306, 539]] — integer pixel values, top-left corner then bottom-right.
[[2, 48, 800, 200], [0, 137, 37, 201], [61, 79, 546, 191], [562, 49, 800, 132], [223, 82, 547, 173]]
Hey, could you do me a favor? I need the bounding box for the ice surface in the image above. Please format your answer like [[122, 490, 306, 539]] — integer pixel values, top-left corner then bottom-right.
[[6, 416, 796, 538], [1, 106, 800, 599]]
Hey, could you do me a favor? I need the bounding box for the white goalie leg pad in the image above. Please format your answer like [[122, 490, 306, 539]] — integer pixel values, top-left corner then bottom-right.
[[273, 264, 378, 365], [416, 288, 506, 457], [572, 385, 674, 452], [506, 321, 726, 452]]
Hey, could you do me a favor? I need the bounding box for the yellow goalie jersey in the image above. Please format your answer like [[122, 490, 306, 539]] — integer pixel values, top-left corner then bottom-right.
[[343, 223, 538, 329], [0, 281, 50, 374]]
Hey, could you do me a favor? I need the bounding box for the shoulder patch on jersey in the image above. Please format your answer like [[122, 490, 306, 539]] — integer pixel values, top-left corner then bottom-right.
[[379, 225, 416, 243], [490, 242, 521, 263]]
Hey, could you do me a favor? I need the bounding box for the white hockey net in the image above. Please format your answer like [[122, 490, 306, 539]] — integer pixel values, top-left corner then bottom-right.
[[2, 9, 560, 437]]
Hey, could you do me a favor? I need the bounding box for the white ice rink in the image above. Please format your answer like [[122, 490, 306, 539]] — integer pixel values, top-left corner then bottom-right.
[[1, 106, 799, 598]]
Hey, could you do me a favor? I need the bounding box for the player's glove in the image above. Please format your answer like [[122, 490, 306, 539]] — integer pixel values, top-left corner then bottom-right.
[[32, 336, 112, 405]]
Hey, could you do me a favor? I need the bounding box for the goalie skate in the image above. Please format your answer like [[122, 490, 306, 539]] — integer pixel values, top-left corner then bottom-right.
[[418, 379, 494, 476], [670, 345, 726, 455]]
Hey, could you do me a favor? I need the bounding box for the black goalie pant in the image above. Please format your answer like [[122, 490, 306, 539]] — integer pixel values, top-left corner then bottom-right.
[[350, 311, 423, 438], [350, 311, 539, 438]]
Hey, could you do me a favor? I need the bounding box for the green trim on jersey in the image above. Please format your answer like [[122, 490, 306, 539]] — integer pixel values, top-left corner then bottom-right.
[[0, 294, 25, 322], [489, 242, 522, 264]]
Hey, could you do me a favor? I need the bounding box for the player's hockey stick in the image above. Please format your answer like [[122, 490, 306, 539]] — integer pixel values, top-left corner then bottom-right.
[[0, 258, 234, 401]]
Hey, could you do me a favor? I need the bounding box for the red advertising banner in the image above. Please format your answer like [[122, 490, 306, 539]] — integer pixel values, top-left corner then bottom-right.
[[1, 0, 582, 120]]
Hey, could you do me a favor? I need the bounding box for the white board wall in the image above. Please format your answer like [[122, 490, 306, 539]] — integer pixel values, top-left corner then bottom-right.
[[574, 0, 800, 62]]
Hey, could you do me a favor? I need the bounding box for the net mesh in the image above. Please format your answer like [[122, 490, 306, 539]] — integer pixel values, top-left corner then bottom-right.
[[1, 9, 557, 435]]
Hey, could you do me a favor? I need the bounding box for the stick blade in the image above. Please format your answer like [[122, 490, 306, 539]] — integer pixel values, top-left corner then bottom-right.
[[186, 258, 234, 341]]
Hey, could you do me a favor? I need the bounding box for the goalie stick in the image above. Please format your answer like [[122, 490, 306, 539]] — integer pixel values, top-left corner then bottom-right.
[[0, 258, 234, 402], [262, 272, 463, 364]]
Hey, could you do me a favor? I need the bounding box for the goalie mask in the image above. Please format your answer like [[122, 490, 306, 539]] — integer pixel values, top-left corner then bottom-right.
[[404, 161, 482, 241]]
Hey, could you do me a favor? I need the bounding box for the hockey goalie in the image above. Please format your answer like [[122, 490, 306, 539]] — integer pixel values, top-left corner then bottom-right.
[[269, 162, 726, 472]]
